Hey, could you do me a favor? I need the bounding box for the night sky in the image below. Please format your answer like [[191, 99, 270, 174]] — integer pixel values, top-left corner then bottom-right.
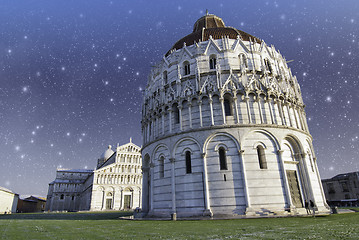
[[1, 0, 358, 197]]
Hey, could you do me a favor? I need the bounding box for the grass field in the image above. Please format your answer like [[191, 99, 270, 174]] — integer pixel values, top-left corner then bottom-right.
[[0, 211, 358, 239]]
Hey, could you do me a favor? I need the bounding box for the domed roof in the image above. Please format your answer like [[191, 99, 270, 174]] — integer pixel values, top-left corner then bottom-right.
[[165, 13, 261, 57], [99, 145, 114, 162]]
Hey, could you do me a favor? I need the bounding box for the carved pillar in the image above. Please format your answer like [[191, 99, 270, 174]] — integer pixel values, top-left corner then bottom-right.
[[220, 97, 226, 124], [233, 96, 240, 124], [278, 101, 286, 125], [299, 153, 312, 201], [277, 150, 292, 209], [209, 96, 215, 126], [178, 104, 183, 131], [161, 111, 165, 135], [149, 163, 154, 211], [101, 190, 105, 210], [256, 96, 263, 124], [168, 109, 173, 133], [266, 97, 275, 124], [245, 96, 252, 123], [188, 101, 193, 129], [292, 105, 300, 129], [198, 99, 203, 127], [238, 150, 251, 210], [201, 153, 212, 216], [285, 102, 293, 127], [120, 189, 123, 210], [112, 190, 115, 210], [169, 158, 176, 214], [146, 123, 150, 142]]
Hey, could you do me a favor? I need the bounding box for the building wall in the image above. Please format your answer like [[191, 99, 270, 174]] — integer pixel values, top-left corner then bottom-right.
[[45, 169, 93, 212], [0, 188, 18, 214], [91, 143, 142, 211], [141, 22, 329, 217], [45, 143, 142, 212], [322, 172, 359, 206]]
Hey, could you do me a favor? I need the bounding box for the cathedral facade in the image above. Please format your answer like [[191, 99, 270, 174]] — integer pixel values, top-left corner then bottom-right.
[[45, 142, 142, 211], [141, 13, 330, 218]]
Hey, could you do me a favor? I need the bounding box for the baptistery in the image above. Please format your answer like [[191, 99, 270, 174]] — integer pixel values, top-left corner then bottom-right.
[[141, 13, 329, 218]]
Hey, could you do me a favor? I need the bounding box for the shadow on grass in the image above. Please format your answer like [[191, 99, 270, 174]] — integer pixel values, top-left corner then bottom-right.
[[0, 211, 133, 220]]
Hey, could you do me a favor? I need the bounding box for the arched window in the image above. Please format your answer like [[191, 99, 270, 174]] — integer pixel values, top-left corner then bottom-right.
[[185, 151, 192, 174], [209, 55, 217, 69], [257, 145, 267, 169], [60, 194, 64, 200], [184, 61, 190, 75], [173, 104, 180, 124], [219, 147, 228, 170], [239, 54, 248, 68], [223, 97, 233, 116], [163, 71, 168, 84], [264, 59, 272, 74], [159, 156, 164, 178]]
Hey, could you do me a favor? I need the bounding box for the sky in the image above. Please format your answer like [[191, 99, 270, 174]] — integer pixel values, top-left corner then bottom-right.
[[0, 0, 358, 197]]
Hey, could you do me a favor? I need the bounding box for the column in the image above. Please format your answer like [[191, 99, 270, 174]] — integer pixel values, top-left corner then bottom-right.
[[112, 190, 115, 210], [220, 97, 226, 124], [277, 150, 292, 209], [233, 96, 240, 124], [168, 109, 173, 133], [278, 101, 286, 125], [292, 105, 300, 129], [161, 111, 165, 135], [299, 153, 312, 201], [198, 100, 203, 127], [201, 153, 212, 216], [188, 102, 192, 128], [238, 150, 251, 211], [170, 158, 176, 214], [245, 96, 252, 123], [150, 163, 154, 211], [285, 103, 293, 127], [257, 97, 263, 123], [209, 96, 215, 126], [178, 105, 183, 131], [101, 190, 105, 210], [131, 190, 134, 209], [266, 97, 274, 124], [120, 189, 123, 210]]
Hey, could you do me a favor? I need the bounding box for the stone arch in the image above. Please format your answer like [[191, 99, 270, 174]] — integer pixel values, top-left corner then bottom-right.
[[253, 141, 267, 149], [203, 132, 241, 154], [241, 129, 280, 151], [151, 143, 170, 162], [241, 129, 287, 208], [203, 131, 246, 215], [282, 134, 304, 155], [214, 143, 229, 152], [172, 137, 201, 159]]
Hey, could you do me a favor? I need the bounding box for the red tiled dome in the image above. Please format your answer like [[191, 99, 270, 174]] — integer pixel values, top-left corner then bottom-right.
[[166, 14, 261, 56]]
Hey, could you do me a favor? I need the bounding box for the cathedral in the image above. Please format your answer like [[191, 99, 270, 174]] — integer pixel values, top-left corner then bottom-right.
[[45, 141, 142, 211], [140, 13, 330, 218]]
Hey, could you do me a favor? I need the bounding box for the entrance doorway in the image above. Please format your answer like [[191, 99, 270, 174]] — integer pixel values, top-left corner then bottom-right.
[[124, 195, 132, 209], [106, 199, 113, 209], [286, 170, 303, 208]]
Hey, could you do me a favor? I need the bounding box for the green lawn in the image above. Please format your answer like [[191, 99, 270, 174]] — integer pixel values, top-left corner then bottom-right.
[[0, 211, 358, 239]]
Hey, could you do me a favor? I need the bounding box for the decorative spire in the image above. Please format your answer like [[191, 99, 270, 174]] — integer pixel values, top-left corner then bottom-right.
[[206, 9, 209, 16], [130, 137, 132, 143]]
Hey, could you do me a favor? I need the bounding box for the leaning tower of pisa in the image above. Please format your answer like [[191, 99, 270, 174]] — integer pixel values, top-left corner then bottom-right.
[[140, 13, 330, 218]]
